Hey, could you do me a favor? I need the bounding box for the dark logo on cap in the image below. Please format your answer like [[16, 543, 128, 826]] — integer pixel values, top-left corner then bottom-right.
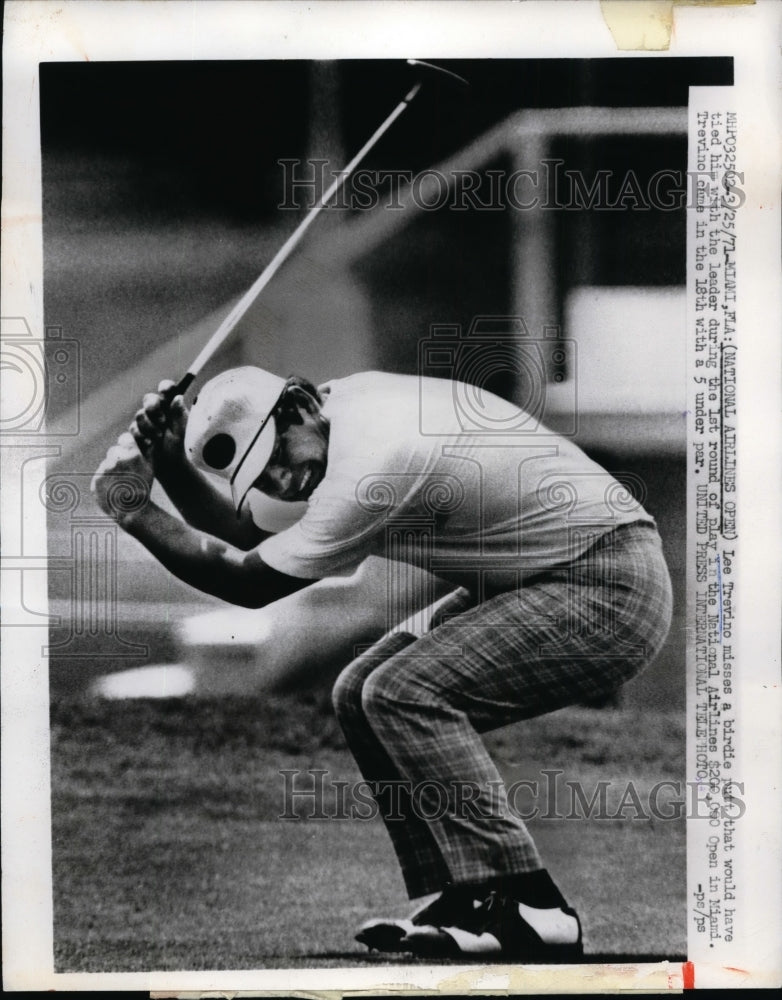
[[202, 433, 236, 470]]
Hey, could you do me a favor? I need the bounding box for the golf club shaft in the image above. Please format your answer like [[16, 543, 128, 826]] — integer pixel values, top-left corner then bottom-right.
[[173, 81, 423, 397]]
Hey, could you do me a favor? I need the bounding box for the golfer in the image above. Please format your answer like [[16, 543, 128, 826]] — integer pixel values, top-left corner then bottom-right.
[[92, 366, 673, 961]]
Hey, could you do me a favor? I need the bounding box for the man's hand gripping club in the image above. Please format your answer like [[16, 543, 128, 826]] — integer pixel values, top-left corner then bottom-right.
[[91, 381, 305, 607], [91, 380, 187, 528]]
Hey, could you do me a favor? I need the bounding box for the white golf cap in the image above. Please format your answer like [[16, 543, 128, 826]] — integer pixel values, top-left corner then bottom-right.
[[185, 366, 287, 513]]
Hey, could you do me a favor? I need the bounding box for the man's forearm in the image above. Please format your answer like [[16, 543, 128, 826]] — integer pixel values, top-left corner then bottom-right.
[[122, 500, 305, 608], [155, 461, 263, 549]]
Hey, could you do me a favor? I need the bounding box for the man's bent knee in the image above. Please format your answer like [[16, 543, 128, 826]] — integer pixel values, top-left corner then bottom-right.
[[333, 631, 419, 721], [331, 661, 366, 722], [360, 657, 438, 727]]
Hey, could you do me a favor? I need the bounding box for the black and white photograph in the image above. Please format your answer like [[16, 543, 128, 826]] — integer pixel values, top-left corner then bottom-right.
[[2, 1, 780, 992]]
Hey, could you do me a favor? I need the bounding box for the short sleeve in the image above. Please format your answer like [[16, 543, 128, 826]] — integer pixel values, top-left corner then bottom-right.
[[258, 474, 390, 579]]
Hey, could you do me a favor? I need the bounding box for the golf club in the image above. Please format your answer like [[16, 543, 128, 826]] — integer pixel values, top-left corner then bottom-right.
[[168, 59, 469, 400]]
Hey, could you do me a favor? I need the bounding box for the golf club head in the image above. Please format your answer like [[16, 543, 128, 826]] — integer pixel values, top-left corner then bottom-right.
[[407, 59, 471, 91]]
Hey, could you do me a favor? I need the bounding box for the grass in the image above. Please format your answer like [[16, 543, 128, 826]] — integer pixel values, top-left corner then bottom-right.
[[51, 694, 686, 972]]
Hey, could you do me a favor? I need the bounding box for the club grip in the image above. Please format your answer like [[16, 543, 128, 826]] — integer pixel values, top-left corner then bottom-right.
[[172, 372, 196, 398], [157, 372, 196, 407]]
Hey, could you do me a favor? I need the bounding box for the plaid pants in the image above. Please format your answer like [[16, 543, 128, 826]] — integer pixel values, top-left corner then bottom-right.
[[332, 521, 673, 899]]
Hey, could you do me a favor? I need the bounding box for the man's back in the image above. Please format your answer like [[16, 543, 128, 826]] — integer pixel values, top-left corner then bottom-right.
[[258, 371, 653, 588]]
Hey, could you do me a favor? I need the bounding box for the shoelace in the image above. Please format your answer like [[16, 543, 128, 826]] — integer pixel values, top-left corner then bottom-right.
[[460, 890, 501, 934]]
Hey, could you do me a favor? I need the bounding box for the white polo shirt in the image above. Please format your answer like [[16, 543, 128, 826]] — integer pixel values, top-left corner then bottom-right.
[[259, 372, 654, 589]]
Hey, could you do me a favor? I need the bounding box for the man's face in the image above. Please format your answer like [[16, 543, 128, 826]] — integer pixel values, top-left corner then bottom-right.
[[253, 405, 328, 502]]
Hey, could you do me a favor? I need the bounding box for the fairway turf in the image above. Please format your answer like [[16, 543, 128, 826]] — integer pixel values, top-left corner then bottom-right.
[[51, 696, 685, 971]]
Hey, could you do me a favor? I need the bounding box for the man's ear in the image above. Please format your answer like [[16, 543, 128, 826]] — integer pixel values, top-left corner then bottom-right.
[[275, 384, 317, 428], [285, 384, 320, 417]]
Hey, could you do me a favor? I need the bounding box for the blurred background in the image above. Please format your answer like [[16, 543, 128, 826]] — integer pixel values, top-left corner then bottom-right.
[[40, 57, 732, 705]]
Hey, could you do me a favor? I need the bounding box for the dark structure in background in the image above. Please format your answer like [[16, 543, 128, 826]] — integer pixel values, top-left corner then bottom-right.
[[41, 58, 732, 220], [40, 58, 733, 706]]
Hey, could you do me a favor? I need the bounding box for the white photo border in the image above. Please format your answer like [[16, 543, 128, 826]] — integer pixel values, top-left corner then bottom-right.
[[2, 0, 780, 992]]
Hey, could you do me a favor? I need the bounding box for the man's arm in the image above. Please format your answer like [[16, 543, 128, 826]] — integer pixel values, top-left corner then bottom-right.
[[91, 433, 311, 607], [130, 380, 263, 550]]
